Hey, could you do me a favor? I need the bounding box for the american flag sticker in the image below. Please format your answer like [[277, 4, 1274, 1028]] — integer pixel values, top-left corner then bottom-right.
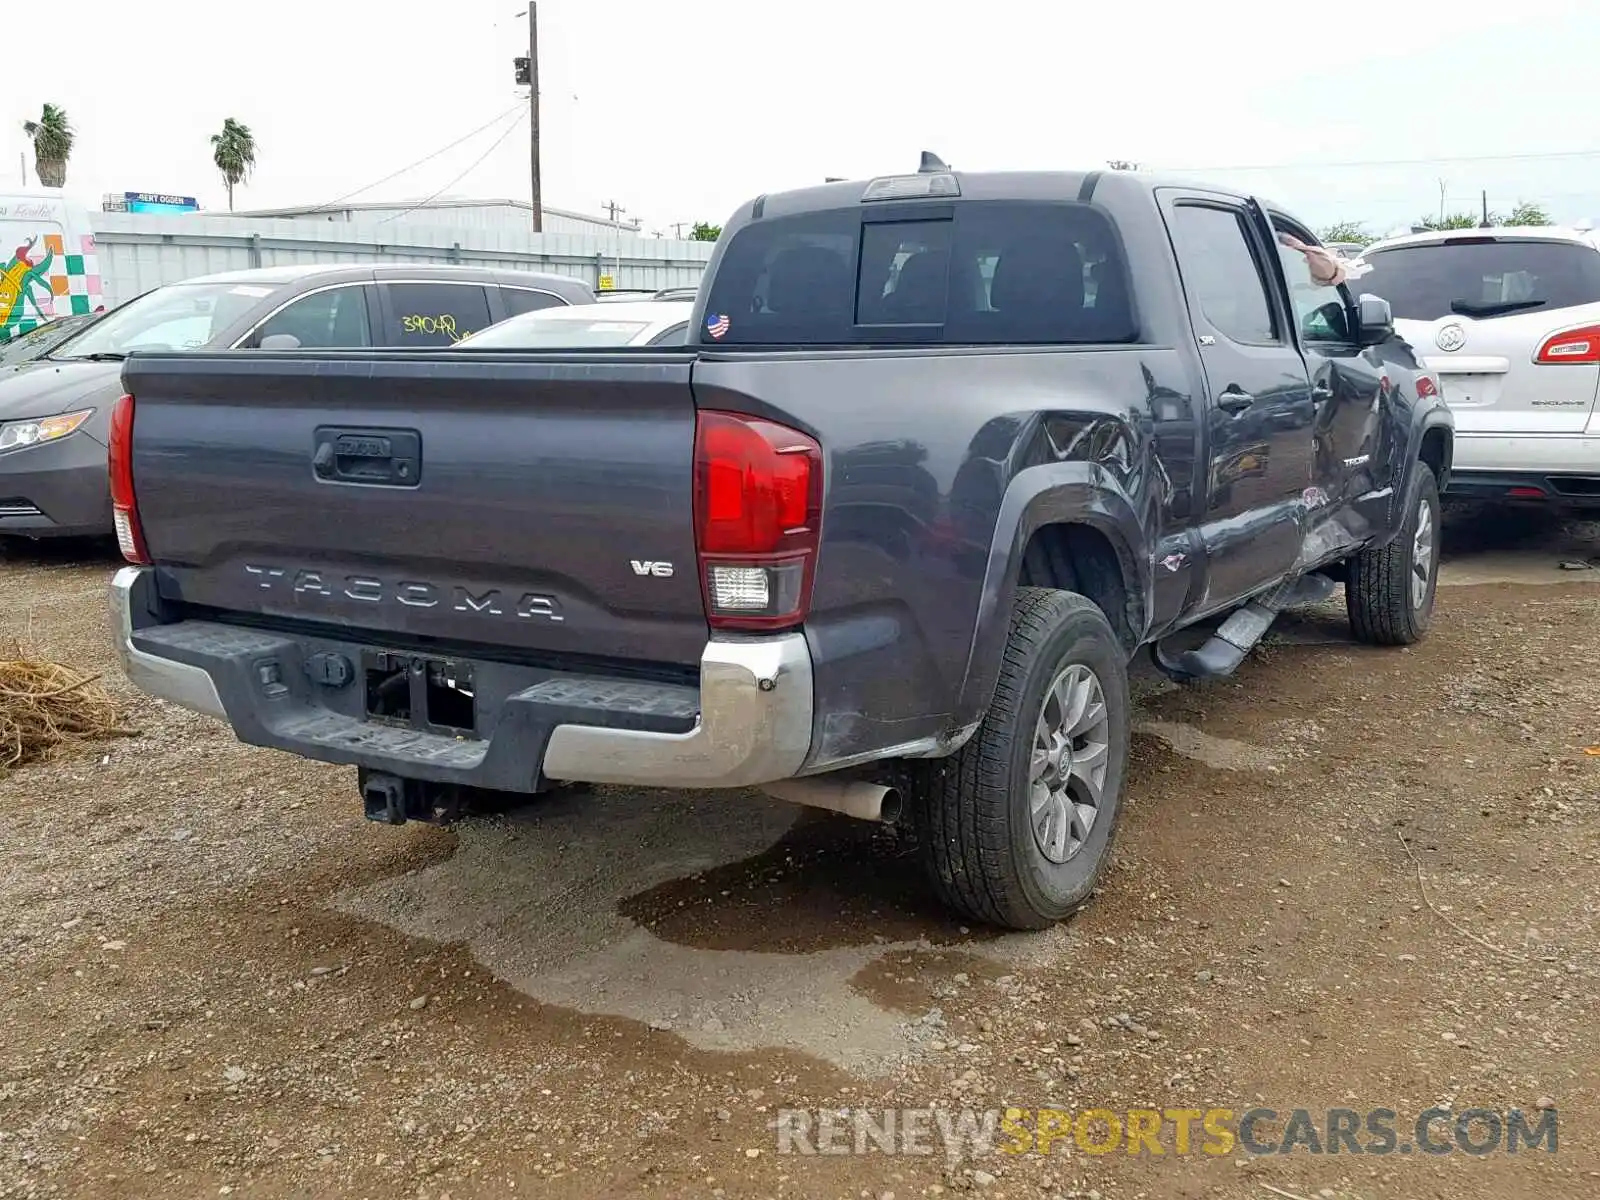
[[706, 313, 730, 339]]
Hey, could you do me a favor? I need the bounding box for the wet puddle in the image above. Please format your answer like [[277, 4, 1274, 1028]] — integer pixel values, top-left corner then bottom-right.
[[332, 786, 1077, 1075]]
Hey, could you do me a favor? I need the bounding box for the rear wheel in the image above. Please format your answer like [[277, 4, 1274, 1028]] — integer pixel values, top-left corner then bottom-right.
[[1346, 462, 1441, 645], [909, 587, 1130, 930]]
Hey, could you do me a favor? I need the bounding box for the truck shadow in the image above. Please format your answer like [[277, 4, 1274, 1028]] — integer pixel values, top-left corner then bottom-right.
[[0, 534, 122, 567], [1440, 500, 1597, 560], [617, 810, 986, 953]]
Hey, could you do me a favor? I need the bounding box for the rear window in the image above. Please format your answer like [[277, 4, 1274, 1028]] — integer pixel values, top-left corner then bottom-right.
[[1359, 238, 1600, 321], [700, 201, 1137, 346], [501, 286, 569, 317]]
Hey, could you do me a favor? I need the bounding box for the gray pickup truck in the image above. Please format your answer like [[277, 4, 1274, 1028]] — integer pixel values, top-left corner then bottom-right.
[[110, 158, 1453, 930]]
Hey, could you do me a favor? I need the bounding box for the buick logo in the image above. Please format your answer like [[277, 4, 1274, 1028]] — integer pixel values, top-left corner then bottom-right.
[[1435, 323, 1466, 352]]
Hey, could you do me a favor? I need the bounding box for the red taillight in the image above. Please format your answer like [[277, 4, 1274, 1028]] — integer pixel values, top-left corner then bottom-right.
[[1506, 486, 1546, 499], [693, 410, 822, 631], [1415, 374, 1439, 399], [1534, 324, 1600, 365], [107, 392, 150, 564]]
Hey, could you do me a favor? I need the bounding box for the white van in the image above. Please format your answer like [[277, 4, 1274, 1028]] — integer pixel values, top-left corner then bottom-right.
[[0, 192, 103, 343]]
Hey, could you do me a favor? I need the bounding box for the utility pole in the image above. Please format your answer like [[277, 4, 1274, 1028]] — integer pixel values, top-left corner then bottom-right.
[[1480, 189, 1491, 228], [602, 199, 627, 224], [670, 221, 689, 238], [1438, 178, 1446, 223], [528, 3, 541, 232], [513, 8, 542, 230]]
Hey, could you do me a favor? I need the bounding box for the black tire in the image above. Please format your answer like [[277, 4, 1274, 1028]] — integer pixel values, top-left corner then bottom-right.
[[909, 587, 1131, 931], [1346, 462, 1441, 646]]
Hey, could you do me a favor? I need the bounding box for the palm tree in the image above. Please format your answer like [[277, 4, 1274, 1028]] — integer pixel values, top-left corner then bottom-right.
[[210, 118, 257, 212], [22, 104, 73, 188]]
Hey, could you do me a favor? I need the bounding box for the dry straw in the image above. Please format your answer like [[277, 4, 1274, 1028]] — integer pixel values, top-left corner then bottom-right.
[[0, 641, 137, 770]]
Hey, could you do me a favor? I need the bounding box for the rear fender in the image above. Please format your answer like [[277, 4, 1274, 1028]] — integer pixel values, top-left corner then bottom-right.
[[953, 461, 1148, 728], [1364, 404, 1452, 547], [1409, 410, 1454, 490]]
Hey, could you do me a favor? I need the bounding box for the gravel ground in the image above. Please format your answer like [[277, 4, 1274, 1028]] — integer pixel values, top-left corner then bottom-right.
[[1, 506, 1598, 1200]]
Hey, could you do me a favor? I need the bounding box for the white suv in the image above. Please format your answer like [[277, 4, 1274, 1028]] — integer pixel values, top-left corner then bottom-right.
[[1357, 227, 1600, 508]]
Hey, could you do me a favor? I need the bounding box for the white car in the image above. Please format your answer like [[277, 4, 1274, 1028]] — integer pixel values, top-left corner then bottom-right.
[[1356, 227, 1600, 507], [457, 300, 691, 349]]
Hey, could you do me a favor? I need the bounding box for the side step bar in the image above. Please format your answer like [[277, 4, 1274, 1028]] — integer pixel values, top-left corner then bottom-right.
[[1152, 572, 1337, 683]]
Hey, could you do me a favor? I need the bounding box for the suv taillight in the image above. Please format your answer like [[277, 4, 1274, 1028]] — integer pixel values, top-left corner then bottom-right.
[[692, 410, 822, 631], [1534, 324, 1600, 365], [108, 392, 150, 564]]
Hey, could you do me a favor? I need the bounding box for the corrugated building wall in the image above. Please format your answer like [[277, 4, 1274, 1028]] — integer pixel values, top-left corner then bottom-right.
[[90, 209, 713, 306], [231, 198, 637, 238]]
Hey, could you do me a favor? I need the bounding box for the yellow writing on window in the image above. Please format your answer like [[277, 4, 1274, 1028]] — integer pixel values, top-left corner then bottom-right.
[[401, 313, 469, 341]]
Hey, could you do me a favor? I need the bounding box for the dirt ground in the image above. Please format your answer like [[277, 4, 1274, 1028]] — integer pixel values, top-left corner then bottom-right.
[[2, 503, 1597, 1200]]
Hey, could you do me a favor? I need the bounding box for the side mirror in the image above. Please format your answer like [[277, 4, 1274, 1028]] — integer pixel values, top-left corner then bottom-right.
[[1356, 294, 1393, 346], [259, 333, 301, 350]]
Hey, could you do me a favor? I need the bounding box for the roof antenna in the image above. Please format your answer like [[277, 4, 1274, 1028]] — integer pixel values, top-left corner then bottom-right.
[[918, 151, 949, 174]]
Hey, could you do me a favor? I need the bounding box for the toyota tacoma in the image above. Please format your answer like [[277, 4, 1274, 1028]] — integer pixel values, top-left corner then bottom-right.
[[108, 157, 1453, 930]]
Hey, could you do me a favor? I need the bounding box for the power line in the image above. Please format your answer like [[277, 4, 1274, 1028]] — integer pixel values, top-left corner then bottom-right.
[[377, 110, 530, 224], [1162, 147, 1600, 174], [305, 103, 525, 214]]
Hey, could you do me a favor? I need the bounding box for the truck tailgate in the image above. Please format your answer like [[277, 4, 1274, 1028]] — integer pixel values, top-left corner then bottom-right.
[[122, 352, 708, 667]]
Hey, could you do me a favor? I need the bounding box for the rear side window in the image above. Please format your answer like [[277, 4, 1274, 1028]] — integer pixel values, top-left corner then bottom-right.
[[501, 286, 568, 317], [1358, 239, 1600, 321], [383, 282, 492, 346], [1168, 205, 1277, 345], [254, 285, 373, 348], [700, 201, 1137, 346]]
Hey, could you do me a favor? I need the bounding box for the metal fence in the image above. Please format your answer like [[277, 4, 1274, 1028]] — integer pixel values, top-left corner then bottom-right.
[[90, 211, 714, 306]]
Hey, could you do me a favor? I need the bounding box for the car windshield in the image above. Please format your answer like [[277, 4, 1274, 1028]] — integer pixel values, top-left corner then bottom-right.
[[52, 281, 275, 359], [459, 316, 652, 348], [1358, 238, 1600, 321], [0, 315, 95, 365]]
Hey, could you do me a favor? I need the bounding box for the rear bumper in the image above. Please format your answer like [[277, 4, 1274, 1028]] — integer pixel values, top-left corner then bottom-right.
[[1446, 434, 1600, 505], [110, 566, 815, 790], [1446, 469, 1600, 507], [0, 432, 113, 538], [1451, 431, 1600, 475]]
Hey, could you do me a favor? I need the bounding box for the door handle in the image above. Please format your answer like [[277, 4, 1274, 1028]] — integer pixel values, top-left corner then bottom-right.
[[312, 426, 422, 487], [1311, 382, 1334, 404], [1217, 388, 1255, 415]]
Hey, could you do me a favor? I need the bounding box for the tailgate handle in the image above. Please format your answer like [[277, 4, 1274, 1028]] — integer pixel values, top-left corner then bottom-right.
[[312, 427, 422, 487]]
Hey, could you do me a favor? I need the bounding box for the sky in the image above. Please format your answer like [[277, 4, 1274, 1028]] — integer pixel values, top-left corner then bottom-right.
[[10, 0, 1600, 238]]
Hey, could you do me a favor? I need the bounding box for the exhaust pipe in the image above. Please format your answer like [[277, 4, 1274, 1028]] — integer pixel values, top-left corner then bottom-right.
[[761, 778, 902, 823]]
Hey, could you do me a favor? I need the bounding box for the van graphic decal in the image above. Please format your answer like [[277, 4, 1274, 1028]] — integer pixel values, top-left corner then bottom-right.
[[0, 232, 100, 342], [0, 236, 54, 340]]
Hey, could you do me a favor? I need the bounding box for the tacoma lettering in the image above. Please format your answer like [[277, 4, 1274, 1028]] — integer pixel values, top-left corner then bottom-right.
[[454, 587, 503, 615], [239, 566, 561, 620], [293, 570, 333, 596]]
